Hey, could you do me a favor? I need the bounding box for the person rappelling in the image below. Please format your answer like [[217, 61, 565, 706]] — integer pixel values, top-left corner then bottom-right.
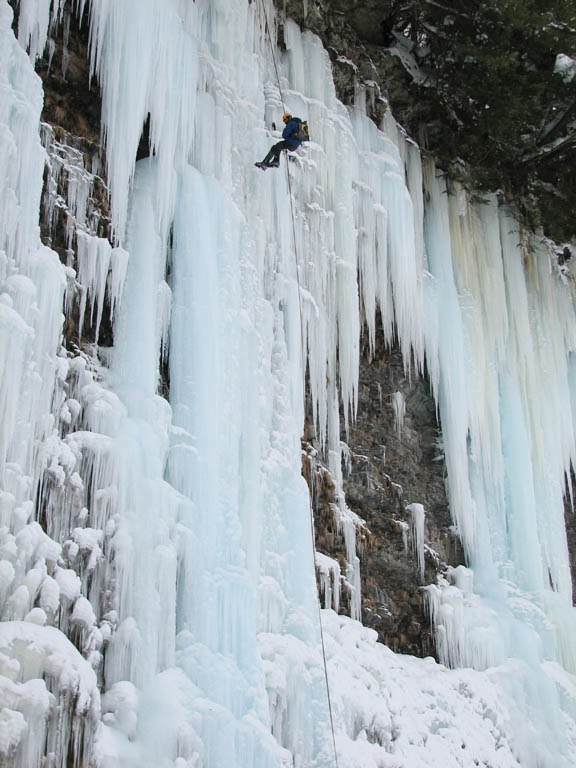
[[255, 112, 309, 169]]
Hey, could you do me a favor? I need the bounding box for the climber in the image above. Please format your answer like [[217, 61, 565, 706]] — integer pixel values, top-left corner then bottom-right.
[[255, 113, 309, 169]]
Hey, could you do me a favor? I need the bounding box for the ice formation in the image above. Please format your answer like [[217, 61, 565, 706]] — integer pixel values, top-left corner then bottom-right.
[[390, 391, 405, 438], [1, 0, 576, 766], [407, 502, 425, 582]]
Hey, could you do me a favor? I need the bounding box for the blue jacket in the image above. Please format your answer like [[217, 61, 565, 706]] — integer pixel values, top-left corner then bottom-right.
[[282, 117, 302, 150]]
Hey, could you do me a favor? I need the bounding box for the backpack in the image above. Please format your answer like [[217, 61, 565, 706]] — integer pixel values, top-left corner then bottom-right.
[[294, 118, 310, 142]]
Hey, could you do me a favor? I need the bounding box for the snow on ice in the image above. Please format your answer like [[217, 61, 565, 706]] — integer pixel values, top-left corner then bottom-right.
[[1, 0, 576, 766]]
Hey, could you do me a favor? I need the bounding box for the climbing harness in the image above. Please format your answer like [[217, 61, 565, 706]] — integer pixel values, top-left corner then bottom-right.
[[258, 2, 340, 767]]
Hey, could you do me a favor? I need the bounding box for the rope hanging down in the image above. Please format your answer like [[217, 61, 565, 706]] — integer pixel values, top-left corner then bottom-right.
[[258, 2, 340, 766], [260, 0, 286, 114]]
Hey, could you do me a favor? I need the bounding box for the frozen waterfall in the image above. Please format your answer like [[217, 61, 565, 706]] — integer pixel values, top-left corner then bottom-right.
[[1, 0, 576, 766]]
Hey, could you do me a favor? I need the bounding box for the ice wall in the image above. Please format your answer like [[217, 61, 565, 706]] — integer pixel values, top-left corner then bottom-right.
[[0, 2, 100, 765], [1, 0, 576, 766]]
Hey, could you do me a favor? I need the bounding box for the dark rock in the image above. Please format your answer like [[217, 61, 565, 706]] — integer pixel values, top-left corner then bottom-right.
[[564, 470, 576, 602], [306, 326, 465, 658]]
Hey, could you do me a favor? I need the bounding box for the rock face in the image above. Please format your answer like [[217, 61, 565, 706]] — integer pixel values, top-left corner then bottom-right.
[[305, 326, 464, 658], [279, 0, 413, 128], [565, 472, 576, 600], [18, 1, 113, 350], [35, 5, 102, 145], [344, 334, 462, 656]]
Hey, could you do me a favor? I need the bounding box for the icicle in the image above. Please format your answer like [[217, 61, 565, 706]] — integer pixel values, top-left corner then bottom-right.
[[316, 552, 341, 612], [406, 502, 425, 582], [16, 0, 65, 62], [390, 391, 405, 438], [76, 231, 112, 340]]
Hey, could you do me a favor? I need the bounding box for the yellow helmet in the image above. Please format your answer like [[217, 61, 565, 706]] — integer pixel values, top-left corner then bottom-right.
[[283, 112, 292, 121]]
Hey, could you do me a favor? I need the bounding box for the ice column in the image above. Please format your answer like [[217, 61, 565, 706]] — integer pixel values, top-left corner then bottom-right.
[[407, 502, 425, 582], [422, 165, 576, 764]]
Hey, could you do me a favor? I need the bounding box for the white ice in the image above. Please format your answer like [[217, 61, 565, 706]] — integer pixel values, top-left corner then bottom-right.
[[2, 0, 576, 767]]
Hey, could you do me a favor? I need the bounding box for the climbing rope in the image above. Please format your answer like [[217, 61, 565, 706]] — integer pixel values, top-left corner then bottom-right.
[[307, 492, 341, 768], [258, 2, 340, 766], [260, 0, 286, 115]]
